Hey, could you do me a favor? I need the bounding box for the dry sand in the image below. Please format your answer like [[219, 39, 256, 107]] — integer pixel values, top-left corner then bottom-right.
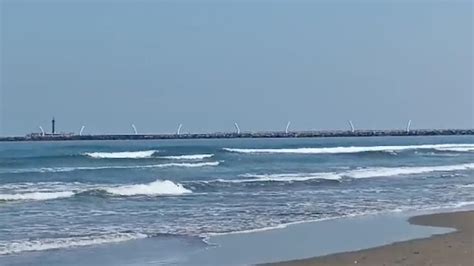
[[269, 210, 474, 266]]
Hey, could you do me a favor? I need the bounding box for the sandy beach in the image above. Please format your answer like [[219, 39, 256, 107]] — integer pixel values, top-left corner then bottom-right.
[[270, 210, 474, 266]]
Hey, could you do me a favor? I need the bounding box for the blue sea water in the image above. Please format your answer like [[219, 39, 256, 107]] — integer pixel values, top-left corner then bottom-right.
[[0, 136, 473, 261]]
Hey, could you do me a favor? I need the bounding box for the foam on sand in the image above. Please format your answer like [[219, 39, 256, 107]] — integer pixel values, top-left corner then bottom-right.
[[84, 150, 158, 159], [223, 144, 474, 155], [160, 154, 214, 160], [104, 180, 192, 196], [0, 232, 148, 255]]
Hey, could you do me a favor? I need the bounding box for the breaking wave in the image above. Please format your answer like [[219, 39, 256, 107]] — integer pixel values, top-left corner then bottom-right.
[[0, 191, 75, 201], [228, 173, 342, 183], [223, 143, 474, 155], [433, 147, 474, 152], [104, 180, 192, 196], [2, 163, 472, 201], [0, 180, 192, 202], [84, 151, 216, 160], [160, 154, 214, 160], [3, 161, 220, 174], [230, 163, 474, 183], [457, 184, 474, 188], [148, 162, 219, 168], [84, 150, 158, 159], [0, 232, 148, 255], [345, 163, 474, 179]]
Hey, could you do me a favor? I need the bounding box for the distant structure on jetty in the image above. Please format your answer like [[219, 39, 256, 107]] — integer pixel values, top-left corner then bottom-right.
[[25, 117, 74, 139], [0, 118, 471, 141], [1, 129, 473, 143]]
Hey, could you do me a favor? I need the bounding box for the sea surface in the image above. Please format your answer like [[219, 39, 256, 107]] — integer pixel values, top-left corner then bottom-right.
[[0, 136, 473, 260]]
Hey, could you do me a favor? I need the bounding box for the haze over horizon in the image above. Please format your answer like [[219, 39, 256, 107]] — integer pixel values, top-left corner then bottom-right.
[[1, 1, 473, 136]]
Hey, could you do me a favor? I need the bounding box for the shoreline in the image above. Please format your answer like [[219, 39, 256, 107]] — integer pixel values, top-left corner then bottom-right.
[[0, 208, 470, 265], [194, 208, 458, 265], [269, 210, 474, 266]]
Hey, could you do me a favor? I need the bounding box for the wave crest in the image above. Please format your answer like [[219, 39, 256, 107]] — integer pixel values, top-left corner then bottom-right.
[[457, 184, 474, 188], [152, 162, 219, 168], [345, 163, 474, 179], [0, 180, 192, 202], [0, 191, 75, 201], [231, 173, 342, 183], [84, 150, 158, 159], [223, 144, 474, 155], [104, 180, 192, 196], [230, 163, 474, 183], [433, 147, 474, 152], [3, 161, 220, 174], [160, 154, 214, 160]]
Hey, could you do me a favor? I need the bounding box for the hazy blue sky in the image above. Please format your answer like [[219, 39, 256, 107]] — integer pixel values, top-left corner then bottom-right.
[[1, 1, 472, 135]]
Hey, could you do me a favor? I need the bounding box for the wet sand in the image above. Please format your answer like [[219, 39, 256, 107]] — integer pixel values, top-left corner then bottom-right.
[[270, 210, 474, 266]]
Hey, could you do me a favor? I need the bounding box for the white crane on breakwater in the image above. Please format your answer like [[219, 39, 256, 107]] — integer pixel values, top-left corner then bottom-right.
[[348, 120, 355, 133], [39, 126, 45, 136], [285, 121, 291, 134], [406, 120, 412, 133], [131, 124, 138, 135], [176, 124, 183, 135], [79, 126, 85, 136], [234, 123, 241, 134]]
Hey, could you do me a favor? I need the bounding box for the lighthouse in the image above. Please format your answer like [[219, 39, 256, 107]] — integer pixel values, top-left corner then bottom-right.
[[52, 117, 56, 134]]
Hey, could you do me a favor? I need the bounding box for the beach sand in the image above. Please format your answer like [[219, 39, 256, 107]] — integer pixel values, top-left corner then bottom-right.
[[269, 210, 474, 266]]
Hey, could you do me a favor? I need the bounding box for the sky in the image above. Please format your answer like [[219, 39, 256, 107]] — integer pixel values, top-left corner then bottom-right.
[[1, 0, 473, 136]]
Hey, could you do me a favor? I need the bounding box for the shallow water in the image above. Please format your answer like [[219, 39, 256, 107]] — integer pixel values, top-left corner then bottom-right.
[[0, 211, 456, 266], [0, 136, 473, 259]]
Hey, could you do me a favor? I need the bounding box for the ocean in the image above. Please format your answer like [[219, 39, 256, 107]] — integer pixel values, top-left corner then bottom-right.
[[0, 136, 473, 262]]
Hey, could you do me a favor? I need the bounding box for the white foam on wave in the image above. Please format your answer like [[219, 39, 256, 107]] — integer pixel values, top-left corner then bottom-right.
[[229, 172, 342, 183], [345, 163, 474, 179], [223, 143, 474, 155], [84, 150, 158, 159], [433, 147, 474, 152], [147, 161, 219, 168], [230, 163, 474, 183], [160, 154, 214, 160], [450, 201, 474, 208], [0, 180, 192, 201], [0, 182, 84, 192], [0, 191, 75, 201], [0, 232, 147, 255], [414, 151, 461, 157], [457, 184, 474, 188], [104, 180, 192, 196], [5, 161, 220, 174]]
